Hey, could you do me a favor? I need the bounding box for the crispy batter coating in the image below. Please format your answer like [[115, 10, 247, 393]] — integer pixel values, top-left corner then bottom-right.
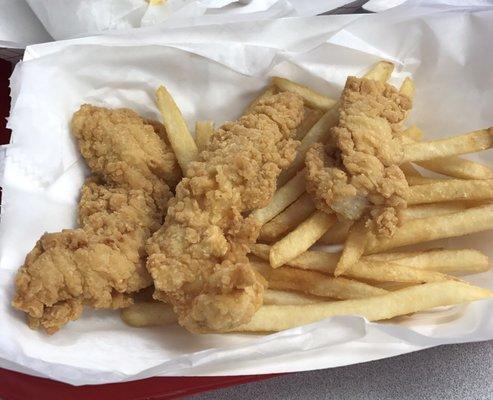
[[146, 92, 304, 332], [305, 77, 411, 236], [12, 106, 178, 333], [71, 105, 181, 208]]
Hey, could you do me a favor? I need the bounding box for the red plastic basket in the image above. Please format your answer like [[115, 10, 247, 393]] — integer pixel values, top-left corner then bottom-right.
[[0, 57, 277, 399]]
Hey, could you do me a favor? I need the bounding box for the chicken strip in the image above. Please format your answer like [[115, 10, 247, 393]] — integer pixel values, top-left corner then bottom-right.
[[146, 91, 304, 332], [71, 105, 181, 209], [305, 77, 412, 236], [12, 106, 179, 333]]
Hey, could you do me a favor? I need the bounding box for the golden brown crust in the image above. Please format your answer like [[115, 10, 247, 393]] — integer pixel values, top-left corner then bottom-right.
[[146, 91, 304, 332], [305, 77, 411, 236], [12, 106, 179, 333]]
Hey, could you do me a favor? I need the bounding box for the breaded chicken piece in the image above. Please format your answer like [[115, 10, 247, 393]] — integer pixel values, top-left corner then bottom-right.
[[12, 179, 160, 333], [71, 105, 181, 209], [12, 106, 179, 333], [305, 77, 412, 236], [146, 92, 304, 332]]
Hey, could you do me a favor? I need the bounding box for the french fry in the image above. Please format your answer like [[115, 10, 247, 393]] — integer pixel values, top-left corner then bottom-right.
[[317, 219, 352, 245], [251, 243, 340, 275], [369, 281, 415, 291], [263, 289, 324, 305], [252, 262, 388, 300], [195, 120, 214, 152], [366, 204, 493, 253], [295, 108, 324, 140], [347, 260, 457, 283], [277, 107, 339, 185], [272, 77, 337, 111], [408, 180, 493, 205], [401, 128, 493, 163], [363, 61, 394, 82], [406, 175, 448, 186], [400, 162, 423, 178], [258, 193, 316, 242], [251, 169, 306, 225], [252, 244, 458, 283], [402, 125, 424, 141], [156, 86, 198, 171], [234, 281, 493, 332], [399, 77, 415, 98], [403, 126, 493, 179], [401, 202, 467, 220], [121, 302, 176, 327], [270, 211, 337, 268], [335, 220, 366, 277], [367, 249, 489, 275], [319, 202, 469, 245], [419, 157, 493, 180]]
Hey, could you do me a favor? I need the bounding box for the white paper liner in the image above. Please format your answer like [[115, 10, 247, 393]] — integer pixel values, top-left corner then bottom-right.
[[1, 2, 493, 385]]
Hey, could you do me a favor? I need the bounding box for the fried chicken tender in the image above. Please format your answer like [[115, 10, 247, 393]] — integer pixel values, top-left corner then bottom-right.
[[146, 92, 304, 332], [71, 105, 181, 209], [305, 77, 412, 236], [12, 106, 179, 333]]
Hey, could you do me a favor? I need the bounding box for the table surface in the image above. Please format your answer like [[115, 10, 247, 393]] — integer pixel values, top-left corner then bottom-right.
[[191, 340, 493, 400]]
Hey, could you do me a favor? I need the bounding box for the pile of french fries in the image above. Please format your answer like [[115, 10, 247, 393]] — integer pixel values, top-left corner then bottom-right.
[[122, 61, 493, 333]]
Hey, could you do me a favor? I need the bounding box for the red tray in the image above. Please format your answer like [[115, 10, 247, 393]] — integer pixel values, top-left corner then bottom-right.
[[0, 57, 277, 399], [0, 368, 278, 400]]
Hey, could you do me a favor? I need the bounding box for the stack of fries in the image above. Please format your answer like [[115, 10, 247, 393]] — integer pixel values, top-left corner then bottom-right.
[[122, 61, 493, 333]]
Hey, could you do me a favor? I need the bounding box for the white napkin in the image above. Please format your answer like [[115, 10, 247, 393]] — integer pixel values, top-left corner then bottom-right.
[[1, 2, 493, 385]]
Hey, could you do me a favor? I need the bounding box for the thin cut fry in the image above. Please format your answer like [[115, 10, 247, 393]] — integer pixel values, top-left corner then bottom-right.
[[368, 249, 489, 275], [295, 108, 324, 140], [269, 211, 336, 268], [263, 289, 324, 305], [251, 243, 339, 274], [399, 77, 415, 98], [366, 204, 493, 253], [317, 219, 352, 245], [402, 125, 423, 141], [156, 86, 198, 171], [400, 162, 422, 178], [404, 126, 493, 179], [251, 169, 306, 225], [401, 128, 493, 163], [278, 107, 339, 185], [363, 61, 394, 82], [272, 77, 337, 111], [335, 220, 366, 277], [252, 244, 458, 283], [369, 281, 415, 291], [419, 157, 493, 180], [408, 179, 493, 205], [234, 282, 493, 332], [121, 302, 176, 327], [258, 193, 316, 242], [406, 175, 448, 186], [195, 120, 214, 152], [253, 262, 387, 299], [401, 202, 467, 220]]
